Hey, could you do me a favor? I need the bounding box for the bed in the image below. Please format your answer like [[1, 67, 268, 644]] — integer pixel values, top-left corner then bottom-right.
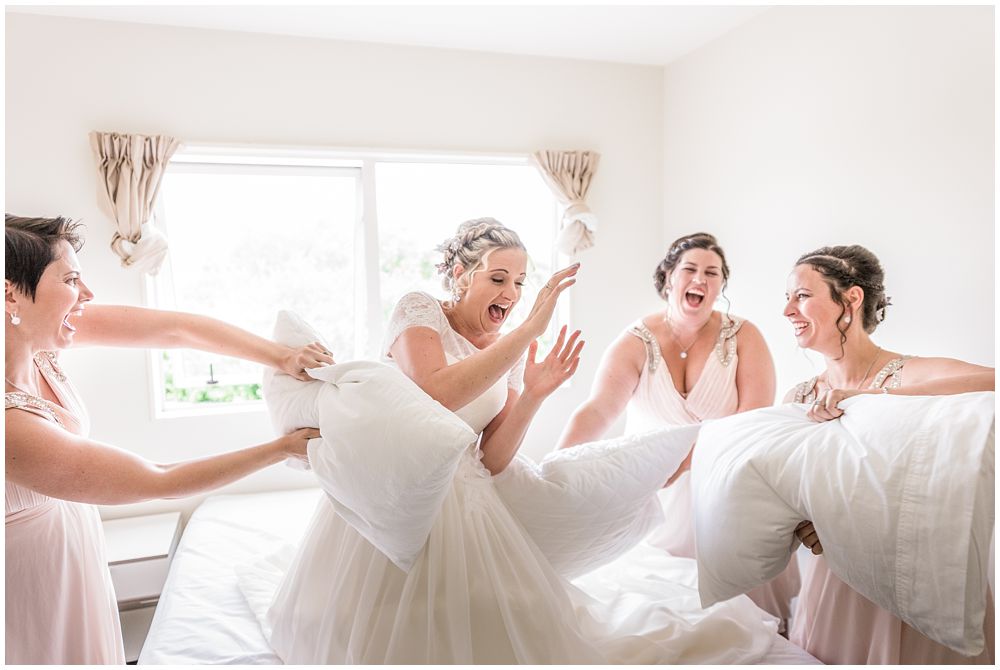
[[138, 488, 820, 664]]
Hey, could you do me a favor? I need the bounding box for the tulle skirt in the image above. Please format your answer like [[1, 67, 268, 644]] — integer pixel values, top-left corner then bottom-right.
[[239, 451, 777, 664]]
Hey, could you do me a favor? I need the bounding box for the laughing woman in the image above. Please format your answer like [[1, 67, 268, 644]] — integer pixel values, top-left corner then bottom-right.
[[5, 214, 327, 664], [785, 244, 994, 664], [256, 219, 777, 664], [261, 218, 592, 663], [556, 232, 800, 627]]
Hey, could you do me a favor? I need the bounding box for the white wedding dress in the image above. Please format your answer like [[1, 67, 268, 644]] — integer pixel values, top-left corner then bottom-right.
[[238, 292, 778, 663]]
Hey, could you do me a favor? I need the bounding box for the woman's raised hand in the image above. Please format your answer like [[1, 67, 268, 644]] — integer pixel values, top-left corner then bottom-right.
[[280, 342, 336, 381], [521, 263, 580, 339], [522, 325, 585, 400]]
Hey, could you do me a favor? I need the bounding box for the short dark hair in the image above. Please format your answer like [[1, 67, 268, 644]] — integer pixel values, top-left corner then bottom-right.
[[5, 214, 85, 301], [653, 232, 730, 299]]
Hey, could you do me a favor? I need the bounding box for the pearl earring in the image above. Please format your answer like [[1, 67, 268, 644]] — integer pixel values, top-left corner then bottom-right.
[[9, 313, 20, 326], [844, 315, 851, 324]]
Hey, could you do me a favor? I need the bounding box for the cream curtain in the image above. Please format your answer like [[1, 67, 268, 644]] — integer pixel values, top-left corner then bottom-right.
[[531, 150, 600, 255], [90, 131, 181, 275]]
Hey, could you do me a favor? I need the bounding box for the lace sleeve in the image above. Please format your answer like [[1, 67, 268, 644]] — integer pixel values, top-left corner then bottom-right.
[[383, 292, 447, 357]]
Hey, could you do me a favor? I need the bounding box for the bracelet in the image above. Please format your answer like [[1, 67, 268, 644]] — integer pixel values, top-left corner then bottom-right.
[[881, 386, 890, 394]]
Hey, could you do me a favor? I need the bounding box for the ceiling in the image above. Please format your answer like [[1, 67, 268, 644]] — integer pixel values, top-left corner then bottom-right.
[[6, 5, 770, 66]]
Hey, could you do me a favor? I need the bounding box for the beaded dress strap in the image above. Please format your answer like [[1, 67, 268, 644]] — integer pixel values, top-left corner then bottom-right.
[[714, 316, 744, 367], [5, 392, 65, 427], [793, 356, 911, 404], [793, 377, 820, 404], [34, 350, 68, 382], [627, 323, 661, 374], [871, 356, 911, 390]]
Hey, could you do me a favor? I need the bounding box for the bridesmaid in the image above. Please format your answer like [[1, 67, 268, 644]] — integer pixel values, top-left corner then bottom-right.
[[5, 214, 329, 664], [786, 244, 994, 664], [557, 232, 800, 629]]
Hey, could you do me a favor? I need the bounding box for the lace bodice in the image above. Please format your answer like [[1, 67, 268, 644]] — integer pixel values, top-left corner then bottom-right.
[[382, 292, 524, 434], [793, 356, 911, 403]]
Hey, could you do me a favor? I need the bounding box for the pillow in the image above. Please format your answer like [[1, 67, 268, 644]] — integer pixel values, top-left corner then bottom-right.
[[691, 392, 995, 655], [304, 361, 477, 573], [261, 310, 329, 435], [494, 425, 699, 578]]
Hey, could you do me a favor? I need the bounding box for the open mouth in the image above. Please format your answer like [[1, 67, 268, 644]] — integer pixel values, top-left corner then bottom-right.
[[62, 308, 84, 332], [487, 303, 510, 324], [791, 321, 808, 336], [684, 289, 705, 308]]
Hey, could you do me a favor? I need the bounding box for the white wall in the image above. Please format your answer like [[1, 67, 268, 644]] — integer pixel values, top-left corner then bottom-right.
[[5, 14, 665, 519], [662, 6, 994, 396], [9, 7, 993, 523]]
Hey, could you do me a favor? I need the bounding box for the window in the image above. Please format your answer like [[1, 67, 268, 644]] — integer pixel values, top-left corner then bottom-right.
[[151, 161, 360, 413], [149, 149, 560, 415]]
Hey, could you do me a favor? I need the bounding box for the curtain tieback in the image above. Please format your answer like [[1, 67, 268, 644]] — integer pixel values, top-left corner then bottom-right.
[[562, 201, 598, 233], [111, 222, 169, 274]]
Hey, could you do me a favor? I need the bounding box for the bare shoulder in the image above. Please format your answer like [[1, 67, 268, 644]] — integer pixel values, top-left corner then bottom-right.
[[733, 318, 764, 342], [5, 408, 73, 460], [637, 311, 667, 335], [733, 318, 771, 355], [898, 355, 994, 383], [615, 320, 656, 361]]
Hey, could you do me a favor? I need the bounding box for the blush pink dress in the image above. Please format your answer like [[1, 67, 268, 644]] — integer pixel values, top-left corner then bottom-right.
[[789, 358, 995, 664], [625, 316, 801, 624], [5, 351, 125, 665]]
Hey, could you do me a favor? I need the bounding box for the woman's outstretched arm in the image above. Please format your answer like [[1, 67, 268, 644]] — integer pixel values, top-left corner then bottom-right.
[[556, 331, 644, 449], [70, 304, 333, 380]]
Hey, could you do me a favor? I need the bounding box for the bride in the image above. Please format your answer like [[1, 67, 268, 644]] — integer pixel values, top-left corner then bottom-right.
[[246, 218, 778, 663]]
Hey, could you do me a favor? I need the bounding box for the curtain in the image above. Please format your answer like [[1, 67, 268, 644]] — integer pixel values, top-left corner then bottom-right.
[[90, 131, 181, 275], [531, 150, 600, 255]]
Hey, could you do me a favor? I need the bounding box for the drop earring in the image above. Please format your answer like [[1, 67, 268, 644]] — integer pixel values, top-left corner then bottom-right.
[[9, 313, 20, 326]]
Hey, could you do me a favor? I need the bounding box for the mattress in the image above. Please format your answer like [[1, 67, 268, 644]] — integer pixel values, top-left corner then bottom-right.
[[138, 488, 820, 664]]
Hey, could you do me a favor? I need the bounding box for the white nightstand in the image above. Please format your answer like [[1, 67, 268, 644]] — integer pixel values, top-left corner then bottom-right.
[[102, 512, 182, 663]]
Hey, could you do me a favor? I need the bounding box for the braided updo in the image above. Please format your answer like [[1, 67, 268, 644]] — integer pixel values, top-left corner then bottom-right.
[[653, 232, 730, 299], [436, 217, 526, 301], [795, 245, 892, 338]]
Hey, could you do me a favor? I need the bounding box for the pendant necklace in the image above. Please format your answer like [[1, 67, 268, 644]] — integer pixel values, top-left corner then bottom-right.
[[664, 313, 712, 359]]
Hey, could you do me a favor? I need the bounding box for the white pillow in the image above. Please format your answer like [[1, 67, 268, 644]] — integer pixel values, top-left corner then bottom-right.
[[692, 392, 995, 656], [263, 314, 700, 579], [305, 361, 477, 573], [261, 310, 329, 434], [494, 425, 699, 578]]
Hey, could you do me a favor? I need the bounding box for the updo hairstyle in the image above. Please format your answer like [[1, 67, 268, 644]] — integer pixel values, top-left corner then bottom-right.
[[435, 217, 526, 302]]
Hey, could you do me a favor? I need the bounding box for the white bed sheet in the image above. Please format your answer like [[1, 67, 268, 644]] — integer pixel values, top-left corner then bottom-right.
[[139, 488, 819, 665]]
